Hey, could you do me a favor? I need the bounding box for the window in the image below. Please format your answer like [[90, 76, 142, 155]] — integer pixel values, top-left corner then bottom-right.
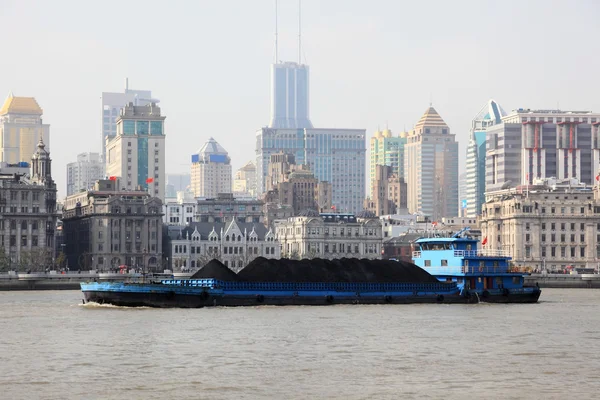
[[525, 246, 531, 258], [424, 260, 431, 267], [551, 223, 556, 231], [551, 247, 556, 257], [541, 234, 546, 243], [441, 260, 448, 266], [541, 247, 546, 257], [541, 223, 546, 230], [525, 234, 530, 242], [581, 247, 586, 258], [560, 247, 566, 257]]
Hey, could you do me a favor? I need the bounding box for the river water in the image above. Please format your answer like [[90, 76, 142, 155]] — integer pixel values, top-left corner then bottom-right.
[[0, 289, 599, 399]]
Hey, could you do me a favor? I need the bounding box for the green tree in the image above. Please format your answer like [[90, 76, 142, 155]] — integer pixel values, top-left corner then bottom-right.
[[0, 248, 10, 272], [55, 252, 67, 270]]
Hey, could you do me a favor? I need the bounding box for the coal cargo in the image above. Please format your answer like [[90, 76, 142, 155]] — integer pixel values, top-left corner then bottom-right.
[[190, 259, 241, 281], [236, 257, 439, 283]]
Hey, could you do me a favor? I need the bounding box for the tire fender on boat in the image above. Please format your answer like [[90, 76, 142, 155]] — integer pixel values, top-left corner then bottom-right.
[[384, 295, 393, 303], [256, 294, 265, 303], [502, 288, 510, 297], [199, 291, 209, 300], [325, 295, 334, 304], [482, 290, 490, 299], [436, 294, 444, 302]]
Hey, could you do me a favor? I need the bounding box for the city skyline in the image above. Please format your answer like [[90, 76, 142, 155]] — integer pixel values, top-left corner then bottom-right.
[[1, 0, 599, 199]]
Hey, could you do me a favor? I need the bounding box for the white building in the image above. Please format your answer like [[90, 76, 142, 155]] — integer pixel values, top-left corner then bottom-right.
[[101, 79, 156, 159], [233, 160, 257, 197], [170, 220, 279, 272], [190, 137, 231, 198], [404, 107, 459, 221], [269, 62, 313, 129], [164, 191, 196, 225], [66, 152, 104, 196], [0, 93, 50, 165], [106, 102, 166, 200], [275, 211, 383, 260]]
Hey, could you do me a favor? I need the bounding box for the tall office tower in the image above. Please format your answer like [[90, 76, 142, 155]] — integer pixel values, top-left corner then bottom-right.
[[269, 62, 313, 129], [404, 107, 459, 221], [66, 152, 104, 196], [101, 79, 156, 159], [256, 127, 366, 213], [105, 102, 166, 200], [458, 172, 468, 217], [486, 109, 600, 193], [369, 128, 407, 197], [233, 161, 257, 197], [190, 137, 232, 198], [464, 99, 506, 217], [0, 93, 50, 164]]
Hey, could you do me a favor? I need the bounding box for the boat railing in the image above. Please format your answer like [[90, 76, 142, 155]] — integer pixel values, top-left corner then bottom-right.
[[160, 279, 458, 293], [412, 249, 509, 258]]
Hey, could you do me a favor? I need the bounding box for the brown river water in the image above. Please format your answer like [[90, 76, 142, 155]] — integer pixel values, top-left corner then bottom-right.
[[0, 289, 599, 399]]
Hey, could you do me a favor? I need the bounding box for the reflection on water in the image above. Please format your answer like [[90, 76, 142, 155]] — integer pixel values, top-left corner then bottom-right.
[[0, 289, 599, 400]]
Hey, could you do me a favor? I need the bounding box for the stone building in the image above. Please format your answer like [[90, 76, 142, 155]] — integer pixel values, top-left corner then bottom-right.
[[275, 211, 383, 260], [62, 179, 163, 271], [0, 139, 58, 270], [195, 193, 264, 224], [365, 165, 407, 216], [480, 178, 600, 271], [170, 220, 279, 271]]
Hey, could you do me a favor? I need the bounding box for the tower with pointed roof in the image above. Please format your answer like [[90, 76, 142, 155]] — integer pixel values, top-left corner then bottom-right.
[[404, 106, 458, 220], [190, 137, 232, 198], [0, 93, 50, 165]]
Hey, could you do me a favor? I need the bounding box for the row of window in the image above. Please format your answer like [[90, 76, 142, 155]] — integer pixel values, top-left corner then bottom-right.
[[0, 192, 41, 201], [538, 246, 586, 259], [101, 244, 156, 252], [0, 235, 39, 247], [0, 220, 42, 230]]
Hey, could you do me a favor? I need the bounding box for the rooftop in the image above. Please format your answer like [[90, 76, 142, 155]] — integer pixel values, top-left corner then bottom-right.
[[0, 93, 43, 116], [414, 106, 448, 130]]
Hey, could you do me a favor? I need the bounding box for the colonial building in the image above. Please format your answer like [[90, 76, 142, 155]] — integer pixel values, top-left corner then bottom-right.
[[195, 193, 264, 225], [275, 211, 383, 260], [480, 178, 600, 271], [62, 179, 163, 271], [170, 220, 279, 271], [0, 138, 58, 269]]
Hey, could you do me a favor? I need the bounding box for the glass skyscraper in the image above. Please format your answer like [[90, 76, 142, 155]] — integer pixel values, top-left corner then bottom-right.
[[269, 62, 313, 129]]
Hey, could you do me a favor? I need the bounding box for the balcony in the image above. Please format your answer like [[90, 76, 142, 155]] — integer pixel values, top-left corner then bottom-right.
[[412, 249, 510, 259]]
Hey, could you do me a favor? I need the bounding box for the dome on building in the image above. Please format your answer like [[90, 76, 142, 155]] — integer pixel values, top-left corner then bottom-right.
[[382, 128, 392, 138], [194, 137, 230, 164]]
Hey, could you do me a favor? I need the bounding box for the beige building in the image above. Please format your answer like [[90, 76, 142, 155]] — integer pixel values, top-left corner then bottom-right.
[[106, 102, 166, 200], [0, 139, 58, 270], [369, 128, 407, 198], [62, 179, 163, 271], [191, 137, 232, 198], [365, 165, 407, 216], [480, 178, 600, 272], [404, 107, 458, 220], [0, 93, 50, 165], [275, 210, 383, 260], [233, 160, 257, 197]]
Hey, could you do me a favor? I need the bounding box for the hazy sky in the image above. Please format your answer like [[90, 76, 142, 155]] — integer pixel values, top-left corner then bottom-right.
[[1, 0, 599, 199]]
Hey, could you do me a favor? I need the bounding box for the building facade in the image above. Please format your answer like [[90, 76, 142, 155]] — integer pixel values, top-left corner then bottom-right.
[[105, 102, 166, 200], [256, 127, 366, 212], [275, 211, 383, 260], [480, 178, 600, 272], [369, 128, 406, 197], [195, 193, 264, 225], [464, 99, 506, 217], [0, 94, 50, 165], [62, 179, 163, 271], [101, 79, 156, 159], [486, 109, 600, 193], [66, 152, 104, 196], [0, 139, 58, 270], [170, 220, 279, 272], [190, 137, 231, 198], [404, 106, 459, 220], [233, 160, 257, 197], [269, 62, 313, 129]]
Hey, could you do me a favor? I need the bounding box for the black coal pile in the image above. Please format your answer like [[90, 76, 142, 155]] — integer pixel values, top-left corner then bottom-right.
[[237, 257, 438, 283], [190, 259, 241, 281]]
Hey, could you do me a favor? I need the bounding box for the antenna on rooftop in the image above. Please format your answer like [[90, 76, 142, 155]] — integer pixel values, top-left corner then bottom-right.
[[275, 0, 279, 63], [298, 0, 302, 64]]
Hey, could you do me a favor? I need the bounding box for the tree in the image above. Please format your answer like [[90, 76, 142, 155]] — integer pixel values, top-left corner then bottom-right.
[[0, 248, 10, 272], [17, 250, 31, 272], [55, 252, 67, 270], [28, 247, 53, 272]]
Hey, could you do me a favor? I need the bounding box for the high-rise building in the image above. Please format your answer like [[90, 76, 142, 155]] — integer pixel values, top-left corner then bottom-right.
[[269, 62, 313, 129], [365, 165, 408, 216], [66, 152, 104, 196], [256, 127, 366, 213], [486, 109, 600, 193], [233, 161, 257, 197], [105, 102, 166, 200], [369, 128, 407, 197], [190, 137, 232, 198], [101, 79, 156, 159], [464, 99, 506, 216], [0, 93, 50, 165], [404, 107, 459, 221]]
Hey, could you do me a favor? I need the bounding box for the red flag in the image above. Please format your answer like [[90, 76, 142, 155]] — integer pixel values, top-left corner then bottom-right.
[[109, 176, 117, 181], [482, 236, 488, 246], [596, 174, 599, 182], [146, 177, 154, 183], [331, 205, 336, 210]]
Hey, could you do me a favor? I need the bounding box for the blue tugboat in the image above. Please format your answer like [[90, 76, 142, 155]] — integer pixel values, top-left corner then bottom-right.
[[411, 229, 541, 303]]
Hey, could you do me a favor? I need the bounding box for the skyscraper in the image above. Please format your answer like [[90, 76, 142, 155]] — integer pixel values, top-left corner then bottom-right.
[[190, 137, 232, 198], [256, 127, 366, 213], [464, 99, 506, 217], [404, 107, 458, 221], [486, 108, 600, 192], [105, 102, 166, 200], [101, 79, 156, 159], [0, 93, 50, 165], [269, 62, 313, 129], [66, 152, 104, 196], [369, 128, 407, 197]]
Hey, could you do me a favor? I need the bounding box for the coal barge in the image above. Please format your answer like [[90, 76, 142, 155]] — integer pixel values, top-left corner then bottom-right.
[[81, 257, 470, 307]]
